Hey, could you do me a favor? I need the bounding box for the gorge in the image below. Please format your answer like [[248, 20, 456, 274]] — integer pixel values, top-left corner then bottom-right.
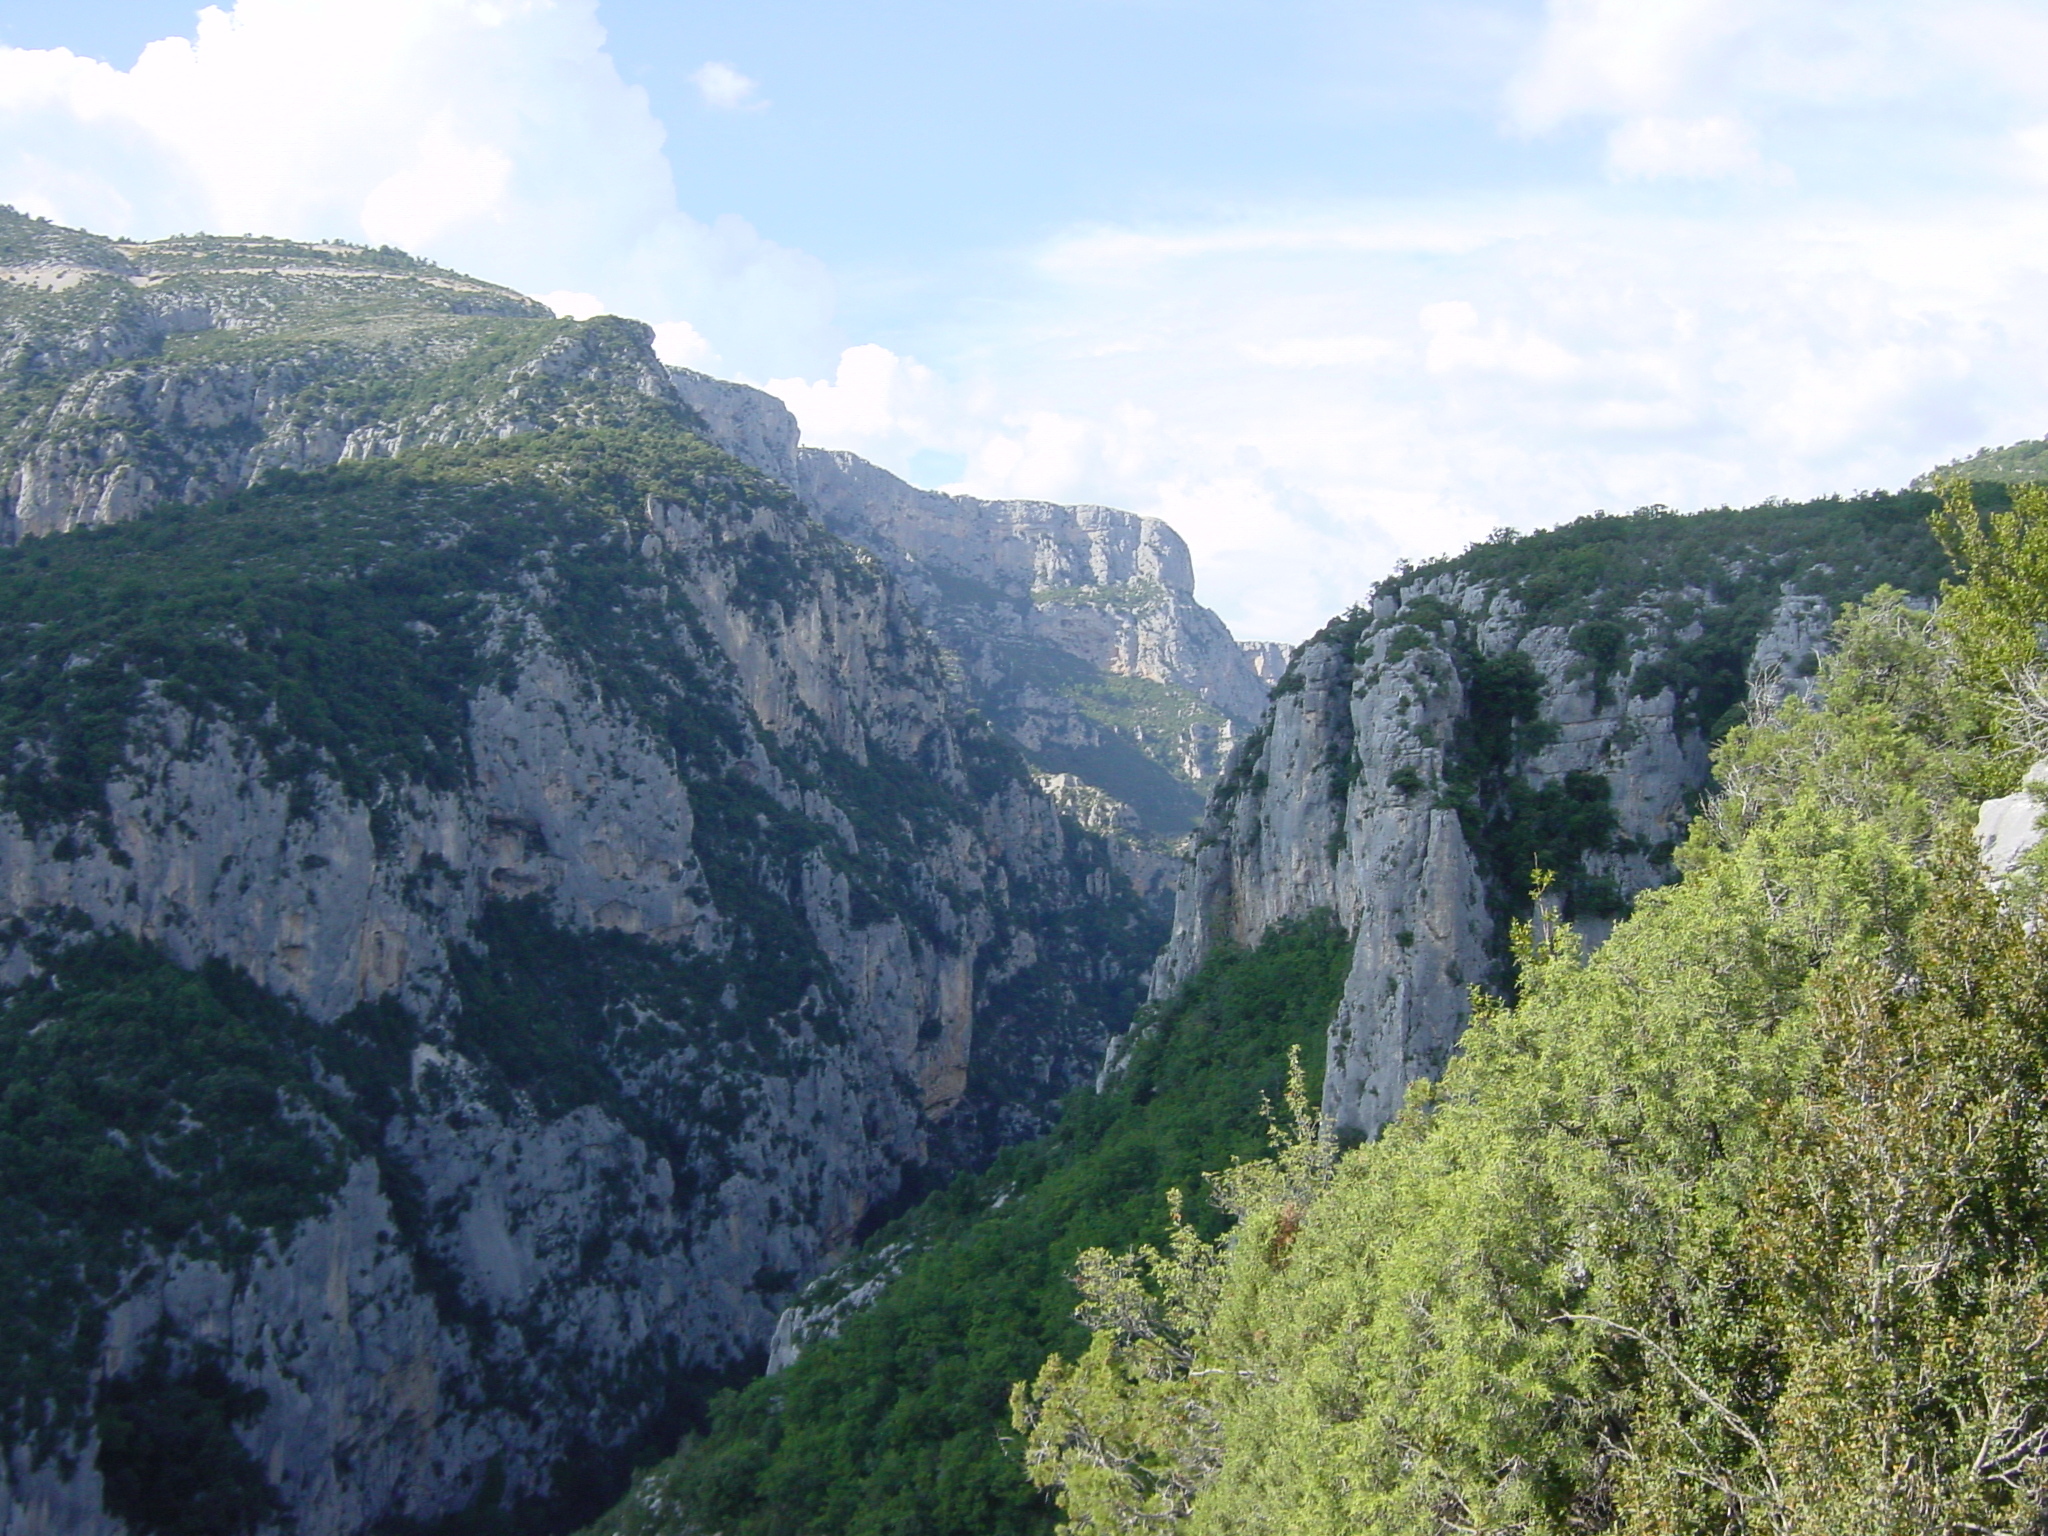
[[0, 206, 2018, 1536]]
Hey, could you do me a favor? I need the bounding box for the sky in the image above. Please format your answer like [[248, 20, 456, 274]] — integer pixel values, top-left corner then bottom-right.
[[4, 3, 2048, 640]]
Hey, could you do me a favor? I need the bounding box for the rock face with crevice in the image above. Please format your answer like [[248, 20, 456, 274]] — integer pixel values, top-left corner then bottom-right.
[[0, 210, 1160, 1536]]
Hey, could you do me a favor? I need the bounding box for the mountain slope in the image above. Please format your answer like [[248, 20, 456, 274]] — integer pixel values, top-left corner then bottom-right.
[[1015, 559, 2048, 1531], [0, 212, 1160, 1536], [577, 491, 1957, 1536], [1923, 433, 2048, 486], [590, 916, 1352, 1536]]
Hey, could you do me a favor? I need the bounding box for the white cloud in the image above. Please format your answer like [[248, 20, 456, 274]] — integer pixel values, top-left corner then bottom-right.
[[1605, 115, 1768, 181], [1512, 1, 2048, 127], [1507, 0, 1755, 131], [690, 61, 764, 112], [764, 1, 2048, 641], [836, 190, 2048, 641], [0, 0, 836, 375], [1420, 300, 1579, 381], [765, 343, 958, 463], [738, 171, 2048, 641], [959, 404, 1159, 507], [10, 0, 2048, 647], [1240, 334, 1400, 369], [359, 111, 513, 250], [649, 319, 718, 370], [1501, 1, 2045, 182], [2012, 122, 2048, 184], [537, 289, 609, 319]]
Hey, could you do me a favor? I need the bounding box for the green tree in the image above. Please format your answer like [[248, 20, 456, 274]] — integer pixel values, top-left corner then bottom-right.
[[1932, 475, 2048, 766], [1013, 578, 2048, 1532], [1754, 847, 2048, 1531], [1011, 1051, 1335, 1533]]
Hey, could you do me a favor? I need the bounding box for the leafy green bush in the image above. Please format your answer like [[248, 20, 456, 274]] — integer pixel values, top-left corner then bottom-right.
[[1015, 558, 2048, 1529]]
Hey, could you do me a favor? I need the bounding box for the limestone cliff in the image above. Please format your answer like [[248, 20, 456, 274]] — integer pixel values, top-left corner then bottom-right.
[[667, 371, 1266, 865], [1147, 498, 1949, 1138], [1237, 640, 1292, 686], [0, 211, 1157, 1536]]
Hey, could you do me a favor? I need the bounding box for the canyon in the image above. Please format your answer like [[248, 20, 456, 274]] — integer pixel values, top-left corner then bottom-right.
[[0, 206, 1956, 1536]]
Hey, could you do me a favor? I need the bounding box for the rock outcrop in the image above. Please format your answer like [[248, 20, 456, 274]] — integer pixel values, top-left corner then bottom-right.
[[1238, 640, 1292, 685], [1148, 502, 1945, 1138], [1978, 762, 2048, 880], [0, 222, 611, 544]]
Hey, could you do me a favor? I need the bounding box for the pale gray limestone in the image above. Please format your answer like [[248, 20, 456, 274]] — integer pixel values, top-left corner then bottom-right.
[[666, 369, 1268, 833], [1978, 761, 2048, 880], [1149, 568, 1837, 1140]]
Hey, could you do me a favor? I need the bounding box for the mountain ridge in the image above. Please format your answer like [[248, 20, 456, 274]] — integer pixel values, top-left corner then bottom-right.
[[667, 369, 1269, 900], [0, 201, 2015, 1536], [1155, 490, 1948, 1135]]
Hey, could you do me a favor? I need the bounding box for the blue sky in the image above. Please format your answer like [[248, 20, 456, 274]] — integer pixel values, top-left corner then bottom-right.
[[0, 3, 1538, 262], [5, 1, 2048, 638]]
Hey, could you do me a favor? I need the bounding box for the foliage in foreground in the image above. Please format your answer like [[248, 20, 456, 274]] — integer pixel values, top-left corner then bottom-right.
[[1014, 503, 2048, 1530], [586, 917, 1353, 1536]]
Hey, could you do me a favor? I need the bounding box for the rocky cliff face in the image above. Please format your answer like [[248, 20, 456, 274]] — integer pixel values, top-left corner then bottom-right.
[[668, 371, 1267, 873], [1148, 499, 1948, 1138], [0, 211, 1157, 1536], [1237, 640, 1292, 686], [0, 221, 659, 544]]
